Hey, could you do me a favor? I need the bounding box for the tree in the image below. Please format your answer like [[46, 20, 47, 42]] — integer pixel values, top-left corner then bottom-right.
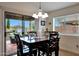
[[31, 21, 35, 31], [7, 18, 10, 29]]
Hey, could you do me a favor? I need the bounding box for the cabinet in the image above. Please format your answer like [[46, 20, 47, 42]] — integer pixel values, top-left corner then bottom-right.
[[59, 35, 79, 54]]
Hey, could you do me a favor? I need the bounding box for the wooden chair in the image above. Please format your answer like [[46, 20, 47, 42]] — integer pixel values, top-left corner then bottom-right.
[[48, 31, 60, 56], [15, 34, 30, 56], [37, 31, 60, 56], [27, 32, 37, 56], [36, 41, 49, 56], [9, 33, 16, 44], [15, 34, 37, 56]]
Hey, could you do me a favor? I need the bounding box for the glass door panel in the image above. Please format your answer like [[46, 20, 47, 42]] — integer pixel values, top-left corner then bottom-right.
[[6, 18, 22, 55], [24, 20, 35, 34], [24, 20, 30, 34], [30, 21, 35, 31]]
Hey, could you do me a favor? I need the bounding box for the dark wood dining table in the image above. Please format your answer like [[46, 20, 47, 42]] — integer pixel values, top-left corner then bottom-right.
[[20, 36, 59, 56]]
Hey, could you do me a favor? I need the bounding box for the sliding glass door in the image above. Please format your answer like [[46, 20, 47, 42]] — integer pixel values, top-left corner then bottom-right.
[[5, 18, 35, 56], [5, 12, 35, 56], [6, 18, 22, 55]]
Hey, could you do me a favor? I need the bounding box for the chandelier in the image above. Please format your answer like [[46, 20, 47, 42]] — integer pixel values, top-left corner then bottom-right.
[[32, 2, 48, 19]]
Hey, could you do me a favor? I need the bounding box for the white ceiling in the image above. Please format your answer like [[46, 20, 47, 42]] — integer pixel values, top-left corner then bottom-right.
[[0, 2, 78, 16]]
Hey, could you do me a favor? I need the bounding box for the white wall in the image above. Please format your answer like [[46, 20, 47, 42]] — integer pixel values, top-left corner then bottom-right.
[[47, 3, 79, 54], [0, 6, 32, 16], [35, 17, 46, 38], [0, 8, 4, 56]]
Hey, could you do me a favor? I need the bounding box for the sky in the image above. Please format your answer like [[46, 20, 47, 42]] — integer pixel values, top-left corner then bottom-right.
[[9, 19, 30, 27]]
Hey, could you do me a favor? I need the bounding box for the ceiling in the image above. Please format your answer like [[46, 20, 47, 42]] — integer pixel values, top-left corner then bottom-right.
[[0, 2, 78, 16]]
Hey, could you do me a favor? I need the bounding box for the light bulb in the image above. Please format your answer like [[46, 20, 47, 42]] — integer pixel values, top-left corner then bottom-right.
[[32, 13, 38, 18], [42, 15, 46, 18], [42, 13, 48, 18], [44, 13, 48, 17], [38, 12, 42, 17]]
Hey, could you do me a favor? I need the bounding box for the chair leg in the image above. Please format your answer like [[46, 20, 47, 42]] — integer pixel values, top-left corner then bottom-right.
[[49, 52, 52, 56], [38, 50, 40, 56], [33, 50, 37, 56], [42, 52, 45, 56]]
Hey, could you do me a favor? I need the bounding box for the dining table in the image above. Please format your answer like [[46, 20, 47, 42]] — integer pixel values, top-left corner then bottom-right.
[[20, 35, 59, 56]]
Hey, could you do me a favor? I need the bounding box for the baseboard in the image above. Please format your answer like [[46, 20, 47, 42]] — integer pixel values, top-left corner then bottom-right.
[[6, 52, 17, 56], [59, 48, 79, 56]]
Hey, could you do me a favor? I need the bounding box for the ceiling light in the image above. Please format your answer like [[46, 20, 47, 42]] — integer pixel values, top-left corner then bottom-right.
[[32, 2, 48, 19]]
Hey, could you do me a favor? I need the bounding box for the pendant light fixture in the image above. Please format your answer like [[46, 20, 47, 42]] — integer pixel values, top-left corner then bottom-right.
[[32, 2, 48, 19]]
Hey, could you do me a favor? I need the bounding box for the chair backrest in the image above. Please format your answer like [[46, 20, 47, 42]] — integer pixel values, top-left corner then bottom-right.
[[28, 32, 37, 36], [15, 34, 24, 55], [28, 32, 37, 40], [49, 31, 59, 40], [49, 31, 60, 47], [15, 34, 23, 46]]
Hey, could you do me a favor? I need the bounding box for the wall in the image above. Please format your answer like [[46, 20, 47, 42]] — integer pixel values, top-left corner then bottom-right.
[[35, 17, 46, 38], [0, 6, 32, 16], [0, 8, 4, 56], [47, 3, 79, 55]]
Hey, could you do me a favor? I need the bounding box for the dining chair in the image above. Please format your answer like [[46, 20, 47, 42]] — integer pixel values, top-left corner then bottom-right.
[[28, 31, 37, 40], [15, 34, 30, 56], [37, 41, 49, 56], [48, 31, 60, 56], [15, 34, 38, 56], [28, 32, 38, 56], [9, 33, 16, 44]]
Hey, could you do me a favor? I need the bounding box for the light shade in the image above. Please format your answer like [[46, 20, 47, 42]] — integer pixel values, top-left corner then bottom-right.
[[32, 13, 38, 18], [44, 13, 48, 17], [32, 2, 48, 19], [38, 12, 42, 17], [32, 12, 48, 19], [42, 13, 48, 18]]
